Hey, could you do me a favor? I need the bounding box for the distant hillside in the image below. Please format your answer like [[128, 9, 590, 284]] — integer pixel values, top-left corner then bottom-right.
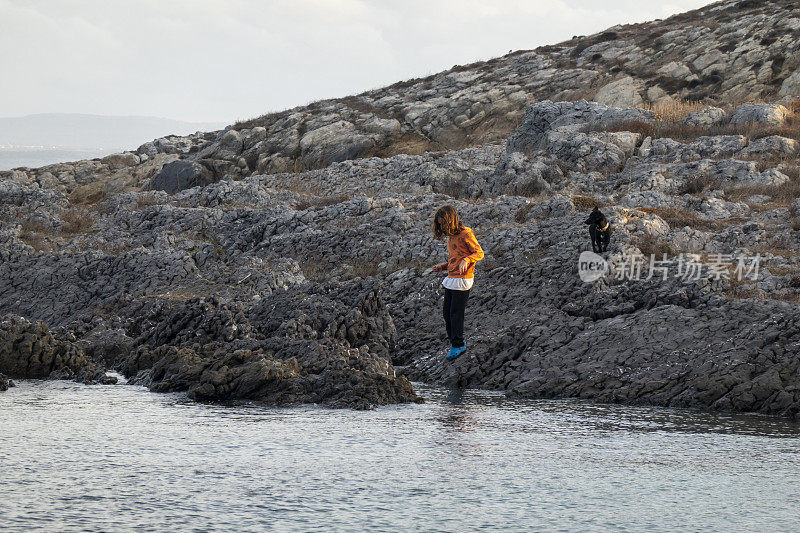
[[0, 113, 225, 150]]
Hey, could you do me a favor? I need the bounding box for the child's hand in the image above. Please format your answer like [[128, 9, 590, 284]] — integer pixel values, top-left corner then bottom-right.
[[432, 264, 444, 273], [458, 259, 469, 274]]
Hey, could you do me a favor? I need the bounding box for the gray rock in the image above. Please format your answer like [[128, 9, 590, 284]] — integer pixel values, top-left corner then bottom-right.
[[758, 168, 791, 187], [680, 196, 749, 219], [746, 194, 772, 204], [681, 106, 728, 128], [594, 76, 644, 108], [645, 135, 747, 163], [779, 67, 800, 96], [658, 61, 693, 80], [0, 315, 115, 384], [150, 160, 215, 194], [545, 131, 629, 173], [730, 104, 790, 127], [739, 136, 799, 158], [621, 191, 672, 210], [506, 100, 652, 153], [671, 227, 711, 252], [101, 153, 140, 169]]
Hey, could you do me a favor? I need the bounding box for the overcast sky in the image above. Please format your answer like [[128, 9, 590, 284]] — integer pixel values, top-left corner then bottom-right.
[[1, 0, 713, 123]]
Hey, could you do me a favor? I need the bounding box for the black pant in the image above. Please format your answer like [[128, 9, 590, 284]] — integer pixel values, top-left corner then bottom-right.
[[443, 288, 470, 348]]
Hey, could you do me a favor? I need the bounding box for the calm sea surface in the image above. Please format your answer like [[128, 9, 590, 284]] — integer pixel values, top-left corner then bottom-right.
[[0, 149, 114, 170], [2, 377, 799, 532]]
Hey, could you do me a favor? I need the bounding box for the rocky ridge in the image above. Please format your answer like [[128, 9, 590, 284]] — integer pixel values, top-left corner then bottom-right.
[[4, 0, 800, 207]]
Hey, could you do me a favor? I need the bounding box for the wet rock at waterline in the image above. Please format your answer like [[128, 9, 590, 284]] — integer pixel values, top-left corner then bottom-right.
[[0, 373, 14, 391], [0, 315, 116, 385], [114, 288, 420, 408]]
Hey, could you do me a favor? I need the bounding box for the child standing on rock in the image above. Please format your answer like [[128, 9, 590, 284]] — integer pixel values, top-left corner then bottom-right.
[[431, 205, 484, 360]]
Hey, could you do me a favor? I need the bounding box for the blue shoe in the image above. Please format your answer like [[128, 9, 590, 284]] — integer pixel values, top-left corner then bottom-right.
[[446, 344, 467, 360]]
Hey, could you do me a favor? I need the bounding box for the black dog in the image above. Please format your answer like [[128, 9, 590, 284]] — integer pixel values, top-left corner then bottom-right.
[[585, 207, 611, 253]]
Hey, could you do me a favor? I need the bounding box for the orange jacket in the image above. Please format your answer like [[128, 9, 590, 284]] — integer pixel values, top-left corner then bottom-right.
[[437, 226, 484, 279]]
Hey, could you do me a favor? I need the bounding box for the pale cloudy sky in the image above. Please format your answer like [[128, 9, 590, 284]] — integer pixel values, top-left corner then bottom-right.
[[1, 0, 713, 123]]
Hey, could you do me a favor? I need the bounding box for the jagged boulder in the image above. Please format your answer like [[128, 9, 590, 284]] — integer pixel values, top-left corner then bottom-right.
[[730, 103, 790, 127], [546, 130, 639, 173], [299, 121, 378, 168], [150, 160, 215, 194], [739, 136, 799, 158], [0, 373, 13, 391], [644, 135, 747, 162], [621, 191, 673, 210], [485, 153, 557, 197], [137, 133, 213, 156], [658, 61, 694, 81], [681, 106, 728, 127], [129, 341, 417, 409], [779, 67, 800, 97], [681, 196, 749, 219], [506, 100, 652, 154], [594, 76, 644, 108], [0, 315, 115, 384], [115, 283, 418, 408], [507, 298, 800, 419]]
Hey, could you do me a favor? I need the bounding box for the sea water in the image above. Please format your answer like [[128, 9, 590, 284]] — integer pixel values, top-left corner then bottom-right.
[[1, 378, 799, 532]]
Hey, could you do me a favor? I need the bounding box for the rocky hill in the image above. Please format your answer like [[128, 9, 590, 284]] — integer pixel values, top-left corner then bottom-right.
[[1, 0, 800, 416], [4, 0, 800, 204]]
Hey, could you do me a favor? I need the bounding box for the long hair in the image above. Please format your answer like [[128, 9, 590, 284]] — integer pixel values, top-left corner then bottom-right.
[[431, 205, 464, 240]]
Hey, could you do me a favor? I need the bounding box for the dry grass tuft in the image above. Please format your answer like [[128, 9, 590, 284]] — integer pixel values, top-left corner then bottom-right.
[[298, 258, 331, 282], [17, 207, 97, 251], [60, 208, 96, 235], [517, 180, 548, 198], [751, 155, 798, 172], [633, 233, 673, 257], [572, 195, 604, 211], [298, 256, 382, 282], [647, 99, 706, 122], [727, 283, 800, 304], [599, 99, 800, 143], [19, 221, 52, 251], [135, 195, 162, 209], [724, 178, 800, 206], [679, 174, 720, 195], [781, 163, 800, 182], [636, 207, 726, 231], [341, 259, 381, 280]]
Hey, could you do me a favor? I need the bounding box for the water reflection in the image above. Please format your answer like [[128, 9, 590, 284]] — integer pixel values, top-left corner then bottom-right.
[[438, 388, 475, 432], [434, 387, 483, 456], [415, 384, 800, 439]]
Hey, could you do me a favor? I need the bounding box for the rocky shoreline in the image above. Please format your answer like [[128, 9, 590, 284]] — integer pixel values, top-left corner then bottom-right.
[[2, 0, 800, 416], [0, 315, 115, 385]]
